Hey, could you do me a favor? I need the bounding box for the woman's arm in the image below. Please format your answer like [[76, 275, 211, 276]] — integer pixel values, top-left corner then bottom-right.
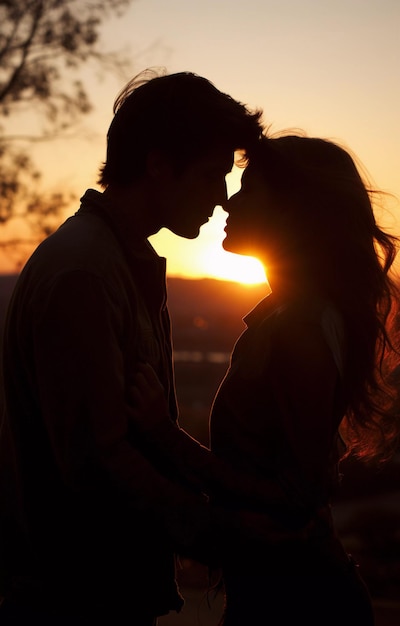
[[129, 363, 297, 515]]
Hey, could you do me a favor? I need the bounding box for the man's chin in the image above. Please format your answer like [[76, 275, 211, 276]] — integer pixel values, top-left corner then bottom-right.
[[171, 226, 201, 239]]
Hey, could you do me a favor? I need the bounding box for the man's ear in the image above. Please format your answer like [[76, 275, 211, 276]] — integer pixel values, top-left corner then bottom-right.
[[146, 149, 173, 180]]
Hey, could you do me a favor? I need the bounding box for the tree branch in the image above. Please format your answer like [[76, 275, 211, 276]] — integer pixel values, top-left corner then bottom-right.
[[0, 237, 41, 249], [0, 8, 23, 65], [0, 3, 44, 104]]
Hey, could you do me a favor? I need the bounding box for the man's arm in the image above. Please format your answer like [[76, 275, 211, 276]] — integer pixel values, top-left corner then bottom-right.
[[128, 363, 305, 516], [30, 270, 277, 557]]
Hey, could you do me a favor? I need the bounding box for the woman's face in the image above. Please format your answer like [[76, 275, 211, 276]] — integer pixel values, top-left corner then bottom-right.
[[223, 164, 282, 260]]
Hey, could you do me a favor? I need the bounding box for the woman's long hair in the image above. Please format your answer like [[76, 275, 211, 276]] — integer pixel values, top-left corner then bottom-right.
[[247, 134, 400, 462]]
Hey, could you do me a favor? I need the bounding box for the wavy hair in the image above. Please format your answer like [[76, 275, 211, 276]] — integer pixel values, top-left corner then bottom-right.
[[247, 134, 400, 462]]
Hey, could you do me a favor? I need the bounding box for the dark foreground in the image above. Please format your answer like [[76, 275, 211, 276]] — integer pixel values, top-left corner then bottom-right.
[[1, 275, 400, 624], [159, 584, 400, 626]]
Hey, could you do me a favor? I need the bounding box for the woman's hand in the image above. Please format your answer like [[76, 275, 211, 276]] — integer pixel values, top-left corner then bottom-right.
[[128, 362, 171, 430]]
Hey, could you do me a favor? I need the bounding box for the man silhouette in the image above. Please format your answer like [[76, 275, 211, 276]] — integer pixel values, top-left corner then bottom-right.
[[0, 69, 263, 625]]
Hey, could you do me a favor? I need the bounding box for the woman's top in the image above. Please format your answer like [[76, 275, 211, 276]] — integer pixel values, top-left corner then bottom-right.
[[210, 291, 346, 529]]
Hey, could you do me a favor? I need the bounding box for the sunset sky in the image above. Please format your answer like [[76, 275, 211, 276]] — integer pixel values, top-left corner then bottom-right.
[[3, 0, 399, 284]]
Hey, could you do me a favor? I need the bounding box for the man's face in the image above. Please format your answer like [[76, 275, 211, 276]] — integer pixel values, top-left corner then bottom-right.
[[160, 150, 234, 239]]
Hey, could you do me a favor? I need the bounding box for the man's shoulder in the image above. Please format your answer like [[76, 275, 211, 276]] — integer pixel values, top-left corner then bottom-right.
[[31, 210, 123, 276], [12, 212, 131, 310]]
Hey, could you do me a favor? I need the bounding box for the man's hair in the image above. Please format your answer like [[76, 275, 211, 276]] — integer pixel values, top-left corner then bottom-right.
[[98, 67, 263, 187]]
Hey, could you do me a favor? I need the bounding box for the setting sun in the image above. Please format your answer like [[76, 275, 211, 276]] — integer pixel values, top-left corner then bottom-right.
[[200, 246, 266, 284], [199, 203, 267, 284], [150, 205, 267, 285]]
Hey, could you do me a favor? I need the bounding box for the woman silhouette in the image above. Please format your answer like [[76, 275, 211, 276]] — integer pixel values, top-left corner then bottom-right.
[[207, 134, 400, 625], [130, 134, 400, 625]]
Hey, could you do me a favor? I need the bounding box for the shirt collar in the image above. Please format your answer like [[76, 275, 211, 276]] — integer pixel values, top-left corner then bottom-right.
[[78, 188, 161, 263], [243, 291, 288, 328], [78, 189, 167, 311]]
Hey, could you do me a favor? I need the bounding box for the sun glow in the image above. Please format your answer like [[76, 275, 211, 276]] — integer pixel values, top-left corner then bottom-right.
[[149, 165, 268, 285], [150, 205, 267, 285], [200, 243, 266, 284], [199, 203, 267, 284], [198, 166, 267, 284]]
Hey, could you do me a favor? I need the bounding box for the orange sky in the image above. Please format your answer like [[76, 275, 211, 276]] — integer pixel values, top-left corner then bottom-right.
[[2, 0, 399, 285]]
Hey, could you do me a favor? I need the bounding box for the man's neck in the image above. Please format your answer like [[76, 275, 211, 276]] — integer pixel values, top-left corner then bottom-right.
[[103, 183, 161, 239]]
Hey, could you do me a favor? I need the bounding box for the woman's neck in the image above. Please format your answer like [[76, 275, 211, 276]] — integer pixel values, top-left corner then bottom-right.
[[265, 261, 314, 304]]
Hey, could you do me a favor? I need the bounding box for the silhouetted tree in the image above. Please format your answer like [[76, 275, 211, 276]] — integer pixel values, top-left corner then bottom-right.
[[0, 0, 134, 261]]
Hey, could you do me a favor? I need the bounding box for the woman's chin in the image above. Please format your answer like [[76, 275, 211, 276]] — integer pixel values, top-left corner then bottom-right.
[[222, 238, 237, 254], [223, 237, 254, 257], [223, 234, 241, 253]]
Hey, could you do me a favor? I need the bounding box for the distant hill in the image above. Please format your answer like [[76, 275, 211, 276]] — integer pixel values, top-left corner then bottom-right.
[[167, 277, 269, 350], [0, 273, 268, 333], [167, 276, 268, 317]]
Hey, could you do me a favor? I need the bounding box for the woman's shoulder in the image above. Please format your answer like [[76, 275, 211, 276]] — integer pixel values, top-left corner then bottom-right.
[[271, 294, 342, 331], [273, 296, 345, 377]]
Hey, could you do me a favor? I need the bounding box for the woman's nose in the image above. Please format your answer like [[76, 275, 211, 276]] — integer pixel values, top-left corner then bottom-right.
[[223, 190, 240, 213], [216, 179, 228, 207]]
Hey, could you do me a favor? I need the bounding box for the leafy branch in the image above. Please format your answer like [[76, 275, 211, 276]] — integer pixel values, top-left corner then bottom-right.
[[0, 0, 135, 267]]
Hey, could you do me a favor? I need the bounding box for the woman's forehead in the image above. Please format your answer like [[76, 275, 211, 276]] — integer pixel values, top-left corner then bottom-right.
[[241, 162, 267, 184]]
